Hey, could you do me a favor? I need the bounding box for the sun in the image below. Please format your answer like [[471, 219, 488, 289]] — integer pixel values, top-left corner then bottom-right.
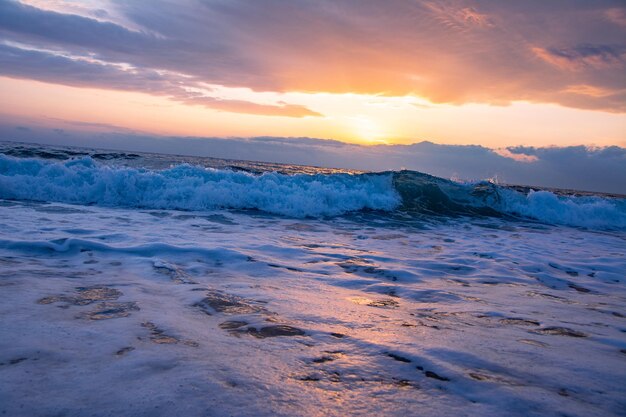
[[349, 115, 388, 144]]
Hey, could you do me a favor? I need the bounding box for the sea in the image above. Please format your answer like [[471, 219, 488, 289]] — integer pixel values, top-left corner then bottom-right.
[[0, 141, 625, 417]]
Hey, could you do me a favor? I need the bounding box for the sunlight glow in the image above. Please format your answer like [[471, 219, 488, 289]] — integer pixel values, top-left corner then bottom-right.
[[348, 116, 388, 144], [0, 77, 624, 148]]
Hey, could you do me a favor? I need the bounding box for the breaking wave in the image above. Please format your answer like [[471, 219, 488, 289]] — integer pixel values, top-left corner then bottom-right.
[[0, 155, 399, 217], [1, 154, 625, 229]]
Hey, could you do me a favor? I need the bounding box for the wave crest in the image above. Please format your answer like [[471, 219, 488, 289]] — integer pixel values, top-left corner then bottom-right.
[[0, 155, 400, 217], [1, 154, 625, 229]]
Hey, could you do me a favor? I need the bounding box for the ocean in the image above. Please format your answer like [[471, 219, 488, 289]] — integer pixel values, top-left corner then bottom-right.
[[0, 141, 625, 416]]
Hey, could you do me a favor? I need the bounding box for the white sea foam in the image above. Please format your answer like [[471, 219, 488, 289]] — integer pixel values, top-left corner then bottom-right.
[[497, 189, 626, 229], [0, 155, 400, 217], [0, 201, 624, 417]]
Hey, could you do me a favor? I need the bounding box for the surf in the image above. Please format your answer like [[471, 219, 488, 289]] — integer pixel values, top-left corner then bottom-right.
[[1, 152, 625, 229]]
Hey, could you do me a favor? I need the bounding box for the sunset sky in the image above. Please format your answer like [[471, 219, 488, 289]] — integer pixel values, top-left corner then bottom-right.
[[0, 0, 625, 149]]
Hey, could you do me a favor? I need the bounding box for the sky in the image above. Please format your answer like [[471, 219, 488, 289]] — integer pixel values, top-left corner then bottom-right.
[[0, 0, 625, 192]]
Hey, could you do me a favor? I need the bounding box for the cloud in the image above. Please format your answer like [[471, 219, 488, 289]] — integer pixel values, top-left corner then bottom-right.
[[178, 95, 321, 117], [47, 118, 137, 133], [605, 7, 626, 27], [532, 45, 625, 71], [0, 42, 320, 117], [2, 117, 624, 194], [493, 148, 538, 163], [0, 0, 624, 112], [423, 2, 494, 30], [562, 84, 617, 97]]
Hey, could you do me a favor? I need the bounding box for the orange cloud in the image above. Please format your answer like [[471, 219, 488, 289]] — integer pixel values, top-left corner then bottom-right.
[[180, 95, 322, 117], [0, 0, 625, 114], [562, 84, 616, 98], [493, 148, 538, 163]]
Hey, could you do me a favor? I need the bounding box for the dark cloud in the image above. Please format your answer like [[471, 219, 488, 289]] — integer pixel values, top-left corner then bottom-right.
[[0, 0, 624, 111], [0, 1, 162, 55], [533, 44, 625, 71], [0, 43, 176, 91]]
